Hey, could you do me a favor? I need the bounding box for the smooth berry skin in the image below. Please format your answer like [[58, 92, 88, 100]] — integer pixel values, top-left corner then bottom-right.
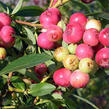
[[0, 13, 11, 30], [34, 63, 48, 75], [70, 70, 90, 88], [0, 26, 15, 48], [99, 28, 109, 46], [76, 44, 94, 60], [81, 0, 94, 4], [53, 68, 71, 87], [95, 48, 109, 68], [40, 8, 61, 28], [0, 47, 6, 60], [37, 32, 55, 50], [33, 0, 39, 5], [63, 23, 84, 44], [69, 13, 87, 29], [46, 25, 63, 42], [83, 28, 99, 46]]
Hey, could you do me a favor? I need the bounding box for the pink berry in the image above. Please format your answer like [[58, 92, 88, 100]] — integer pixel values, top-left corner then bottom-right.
[[33, 0, 39, 5], [99, 28, 109, 46], [63, 23, 84, 44], [0, 26, 15, 48], [76, 44, 94, 60], [34, 63, 48, 75], [81, 0, 94, 3], [95, 48, 109, 68], [69, 13, 87, 29], [70, 70, 90, 88], [0, 13, 11, 29], [53, 68, 71, 87], [46, 25, 63, 42], [40, 8, 61, 28], [37, 32, 55, 50], [83, 28, 99, 46]]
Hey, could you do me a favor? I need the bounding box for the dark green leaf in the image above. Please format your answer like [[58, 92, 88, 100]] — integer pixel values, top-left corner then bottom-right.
[[47, 101, 58, 109], [0, 53, 52, 76], [15, 6, 44, 17], [104, 68, 109, 75], [12, 0, 23, 15], [97, 12, 109, 20], [29, 83, 56, 96]]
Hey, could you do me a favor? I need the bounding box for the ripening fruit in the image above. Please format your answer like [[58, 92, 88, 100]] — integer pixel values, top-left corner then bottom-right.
[[63, 55, 79, 71], [79, 58, 95, 73], [0, 26, 15, 48], [85, 19, 101, 31], [69, 12, 87, 29], [37, 32, 55, 50], [33, 0, 39, 5], [40, 8, 61, 28], [63, 23, 84, 44], [81, 0, 94, 4], [0, 47, 6, 59], [70, 70, 90, 88], [0, 13, 11, 29], [76, 44, 94, 60], [83, 28, 99, 46], [34, 63, 48, 75], [68, 43, 77, 54], [53, 68, 71, 87], [95, 48, 109, 68], [46, 25, 63, 42], [54, 47, 69, 62], [99, 28, 109, 46]]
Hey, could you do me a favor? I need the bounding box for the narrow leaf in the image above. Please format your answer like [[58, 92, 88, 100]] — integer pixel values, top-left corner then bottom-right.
[[29, 83, 56, 96], [12, 0, 23, 15], [0, 53, 52, 76]]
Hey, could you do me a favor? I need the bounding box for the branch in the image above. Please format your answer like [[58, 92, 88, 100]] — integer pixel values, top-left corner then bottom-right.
[[15, 20, 42, 28]]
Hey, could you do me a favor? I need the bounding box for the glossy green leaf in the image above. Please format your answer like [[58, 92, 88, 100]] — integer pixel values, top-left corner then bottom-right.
[[0, 53, 52, 76], [15, 6, 44, 17], [97, 12, 109, 20], [29, 83, 56, 96], [12, 0, 23, 15]]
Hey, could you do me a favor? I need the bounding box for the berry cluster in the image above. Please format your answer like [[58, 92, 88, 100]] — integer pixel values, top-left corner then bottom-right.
[[0, 13, 15, 60], [37, 8, 109, 88]]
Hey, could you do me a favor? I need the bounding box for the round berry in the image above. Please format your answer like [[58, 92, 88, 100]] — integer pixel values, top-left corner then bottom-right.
[[85, 19, 101, 31], [69, 12, 87, 29], [95, 48, 109, 68], [37, 32, 55, 50], [70, 70, 90, 88], [40, 8, 61, 28], [68, 43, 77, 54], [53, 68, 71, 87], [0, 26, 15, 48], [63, 23, 84, 44], [76, 44, 94, 60], [83, 28, 99, 46], [34, 63, 48, 75], [81, 0, 94, 4], [99, 28, 109, 46], [0, 47, 6, 60], [54, 47, 69, 62], [63, 55, 79, 71]]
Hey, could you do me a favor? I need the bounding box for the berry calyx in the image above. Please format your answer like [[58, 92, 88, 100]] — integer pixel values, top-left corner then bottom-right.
[[70, 70, 90, 88], [37, 32, 55, 50], [54, 47, 69, 62], [85, 19, 101, 31], [0, 47, 6, 60], [99, 28, 109, 46], [95, 48, 109, 68], [79, 58, 95, 73], [69, 12, 87, 29], [83, 28, 99, 46], [46, 25, 63, 42], [34, 63, 48, 75], [76, 44, 94, 60], [63, 23, 84, 44], [53, 68, 71, 87], [0, 26, 15, 48], [63, 55, 79, 71]]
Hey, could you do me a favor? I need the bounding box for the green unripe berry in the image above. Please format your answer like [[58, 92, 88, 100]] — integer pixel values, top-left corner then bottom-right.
[[68, 43, 77, 54], [0, 47, 6, 60]]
